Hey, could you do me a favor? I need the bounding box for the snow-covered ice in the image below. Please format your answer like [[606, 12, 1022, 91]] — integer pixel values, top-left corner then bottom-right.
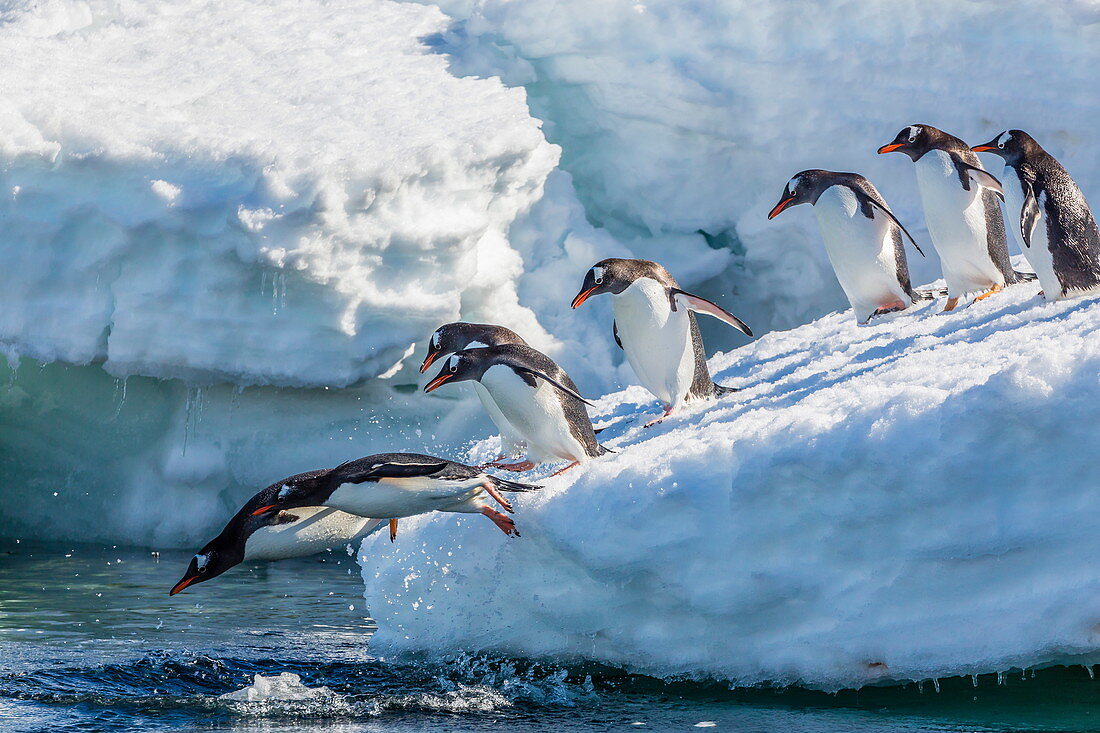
[[362, 281, 1100, 688]]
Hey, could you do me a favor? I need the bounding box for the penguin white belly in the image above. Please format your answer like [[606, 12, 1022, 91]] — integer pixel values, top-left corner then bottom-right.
[[812, 186, 909, 323], [481, 364, 588, 463], [471, 381, 526, 457], [1002, 168, 1059, 299], [915, 150, 1003, 296], [243, 508, 383, 561], [612, 278, 696, 407], [327, 476, 485, 518]]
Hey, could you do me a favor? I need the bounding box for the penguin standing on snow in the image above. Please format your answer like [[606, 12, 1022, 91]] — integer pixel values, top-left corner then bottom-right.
[[972, 130, 1100, 300], [425, 344, 608, 475], [420, 322, 528, 462], [570, 258, 753, 426], [248, 453, 540, 539], [768, 170, 930, 325], [879, 124, 1015, 311], [170, 473, 387, 595]]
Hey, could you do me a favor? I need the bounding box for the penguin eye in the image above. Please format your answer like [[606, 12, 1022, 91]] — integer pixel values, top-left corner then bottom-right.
[[998, 141, 1005, 149], [449, 362, 458, 373], [198, 565, 208, 574], [595, 275, 603, 285]]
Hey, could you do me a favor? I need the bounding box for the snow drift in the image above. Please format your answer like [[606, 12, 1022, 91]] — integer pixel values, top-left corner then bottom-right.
[[361, 282, 1100, 688]]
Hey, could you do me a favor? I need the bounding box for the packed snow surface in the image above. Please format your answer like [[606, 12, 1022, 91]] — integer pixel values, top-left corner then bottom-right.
[[362, 282, 1100, 688]]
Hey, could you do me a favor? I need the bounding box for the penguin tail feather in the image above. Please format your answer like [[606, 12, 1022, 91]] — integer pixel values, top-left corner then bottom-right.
[[1014, 270, 1039, 282], [712, 382, 740, 397], [488, 476, 543, 493], [913, 286, 948, 300], [597, 444, 615, 456]]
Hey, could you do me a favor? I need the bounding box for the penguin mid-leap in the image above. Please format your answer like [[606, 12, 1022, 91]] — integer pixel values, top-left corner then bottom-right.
[[972, 130, 1100, 300], [170, 473, 387, 595], [244, 453, 540, 544], [768, 170, 930, 325], [420, 322, 528, 462], [570, 258, 752, 426], [879, 124, 1015, 311], [424, 344, 608, 475]]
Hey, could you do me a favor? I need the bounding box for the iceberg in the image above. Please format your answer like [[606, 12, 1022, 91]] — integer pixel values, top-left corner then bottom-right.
[[361, 282, 1100, 688]]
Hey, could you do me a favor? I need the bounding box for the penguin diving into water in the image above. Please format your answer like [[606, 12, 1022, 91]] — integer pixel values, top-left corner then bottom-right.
[[169, 472, 386, 595], [420, 322, 529, 462], [425, 344, 609, 475], [768, 170, 930, 325], [570, 258, 753, 426], [972, 130, 1100, 300], [879, 123, 1022, 311]]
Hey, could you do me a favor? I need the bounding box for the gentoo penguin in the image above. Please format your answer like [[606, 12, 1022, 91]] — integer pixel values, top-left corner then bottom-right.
[[972, 130, 1100, 299], [248, 453, 540, 539], [878, 124, 1014, 311], [425, 344, 608, 475], [768, 170, 929, 325], [420, 322, 528, 461], [169, 472, 386, 595], [570, 258, 752, 426]]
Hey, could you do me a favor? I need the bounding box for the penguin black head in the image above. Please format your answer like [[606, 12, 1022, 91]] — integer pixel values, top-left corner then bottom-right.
[[423, 349, 494, 392], [877, 124, 954, 161], [169, 539, 243, 596], [419, 322, 525, 373], [570, 259, 652, 307], [971, 130, 1039, 165], [768, 170, 842, 218]]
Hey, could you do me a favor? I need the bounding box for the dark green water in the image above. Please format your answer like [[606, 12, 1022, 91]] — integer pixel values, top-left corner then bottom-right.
[[1, 540, 1097, 732]]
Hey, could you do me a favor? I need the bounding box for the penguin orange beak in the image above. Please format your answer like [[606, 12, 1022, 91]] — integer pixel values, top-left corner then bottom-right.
[[877, 143, 904, 154], [767, 197, 795, 219], [424, 373, 453, 392], [970, 144, 996, 153], [571, 286, 598, 309], [169, 575, 198, 596], [419, 351, 439, 373], [250, 504, 278, 516]]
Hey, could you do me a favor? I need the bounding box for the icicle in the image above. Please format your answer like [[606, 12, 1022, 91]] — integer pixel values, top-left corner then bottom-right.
[[1086, 664, 1095, 680], [916, 680, 924, 694], [112, 377, 129, 419], [931, 677, 940, 693], [971, 673, 978, 687], [996, 671, 1005, 686]]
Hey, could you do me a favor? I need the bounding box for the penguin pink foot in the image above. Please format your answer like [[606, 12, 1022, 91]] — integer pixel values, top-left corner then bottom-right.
[[973, 283, 1003, 302], [871, 300, 907, 318], [493, 459, 536, 473], [481, 506, 519, 536], [547, 461, 580, 477], [644, 405, 674, 428], [480, 480, 514, 513]]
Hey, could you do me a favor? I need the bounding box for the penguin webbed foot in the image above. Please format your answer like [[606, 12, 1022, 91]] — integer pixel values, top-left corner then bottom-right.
[[492, 459, 536, 473], [481, 480, 514, 513], [644, 405, 675, 428], [870, 300, 907, 319], [481, 506, 520, 537], [388, 518, 398, 543], [942, 296, 962, 313], [972, 283, 1003, 303], [547, 461, 580, 478]]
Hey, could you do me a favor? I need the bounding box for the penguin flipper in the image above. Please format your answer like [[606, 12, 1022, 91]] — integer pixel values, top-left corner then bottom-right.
[[512, 365, 596, 407], [955, 159, 1005, 201], [338, 458, 450, 483], [855, 190, 926, 257], [613, 321, 622, 349], [1021, 182, 1041, 249], [668, 288, 753, 337]]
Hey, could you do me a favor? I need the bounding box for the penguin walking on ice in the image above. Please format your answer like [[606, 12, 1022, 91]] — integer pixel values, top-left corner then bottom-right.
[[420, 322, 528, 462], [570, 258, 753, 426], [424, 344, 608, 475], [247, 452, 540, 539], [878, 124, 1016, 311], [768, 170, 931, 325], [972, 130, 1100, 300], [170, 472, 387, 595]]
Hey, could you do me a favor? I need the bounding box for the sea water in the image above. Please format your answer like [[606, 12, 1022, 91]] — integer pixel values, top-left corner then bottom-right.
[[2, 540, 1099, 732]]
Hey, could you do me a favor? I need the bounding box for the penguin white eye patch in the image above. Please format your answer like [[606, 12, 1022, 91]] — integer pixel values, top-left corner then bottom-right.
[[195, 553, 209, 569], [431, 331, 441, 348], [907, 125, 919, 142], [447, 354, 460, 372], [997, 130, 1012, 148], [592, 266, 604, 284]]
